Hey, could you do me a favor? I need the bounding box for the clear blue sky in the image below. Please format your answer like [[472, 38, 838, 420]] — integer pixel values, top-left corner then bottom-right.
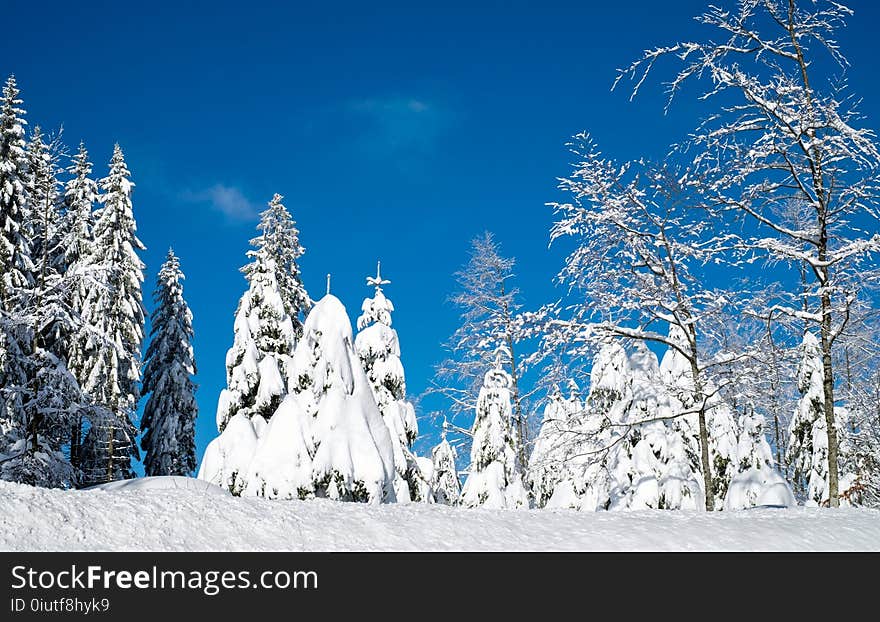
[[3, 0, 879, 468]]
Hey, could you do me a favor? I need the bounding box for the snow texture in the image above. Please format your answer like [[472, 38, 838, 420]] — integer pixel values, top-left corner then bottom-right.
[[0, 478, 877, 551]]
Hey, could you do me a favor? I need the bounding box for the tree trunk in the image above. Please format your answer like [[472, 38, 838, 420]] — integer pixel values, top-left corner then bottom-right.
[[688, 358, 714, 511], [106, 424, 115, 484], [819, 292, 839, 507]]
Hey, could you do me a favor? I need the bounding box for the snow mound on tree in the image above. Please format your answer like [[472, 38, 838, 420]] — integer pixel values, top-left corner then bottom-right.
[[244, 396, 314, 499], [290, 294, 396, 503], [84, 476, 229, 496], [197, 413, 259, 494], [724, 468, 795, 510]]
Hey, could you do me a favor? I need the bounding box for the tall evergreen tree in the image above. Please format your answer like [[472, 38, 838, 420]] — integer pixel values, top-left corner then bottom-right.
[[62, 142, 99, 472], [141, 250, 198, 476], [0, 75, 33, 306], [354, 262, 423, 502], [0, 75, 35, 477], [79, 144, 145, 485], [460, 351, 529, 509]]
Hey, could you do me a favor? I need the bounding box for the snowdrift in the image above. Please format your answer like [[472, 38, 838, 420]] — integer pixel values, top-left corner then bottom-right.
[[83, 475, 229, 496], [1, 480, 877, 551]]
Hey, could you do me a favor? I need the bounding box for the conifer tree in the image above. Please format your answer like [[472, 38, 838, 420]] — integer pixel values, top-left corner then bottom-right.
[[252, 193, 311, 337], [430, 424, 461, 505], [78, 144, 145, 484], [141, 250, 198, 476], [216, 247, 295, 432], [0, 75, 36, 478], [460, 351, 529, 509], [354, 262, 423, 501], [787, 332, 854, 506], [242, 294, 397, 502], [62, 143, 99, 471], [0, 76, 33, 306]]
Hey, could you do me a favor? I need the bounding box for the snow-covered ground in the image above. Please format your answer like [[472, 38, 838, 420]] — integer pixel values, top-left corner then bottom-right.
[[1, 478, 877, 552]]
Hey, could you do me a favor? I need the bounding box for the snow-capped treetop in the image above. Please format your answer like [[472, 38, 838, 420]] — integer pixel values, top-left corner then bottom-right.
[[248, 193, 311, 337], [357, 261, 394, 330], [63, 142, 98, 268], [796, 331, 823, 395], [588, 341, 630, 396], [291, 294, 359, 396]]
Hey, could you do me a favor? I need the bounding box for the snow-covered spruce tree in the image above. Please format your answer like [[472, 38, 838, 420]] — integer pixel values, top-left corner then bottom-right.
[[542, 136, 739, 511], [658, 326, 742, 509], [623, 342, 703, 510], [430, 424, 461, 505], [0, 75, 31, 441], [250, 193, 311, 337], [527, 384, 571, 508], [243, 294, 396, 503], [528, 342, 701, 512], [460, 352, 529, 509], [215, 202, 301, 432], [431, 232, 531, 474], [787, 331, 854, 506], [78, 144, 145, 485], [616, 0, 880, 507], [62, 142, 99, 471], [141, 250, 198, 476], [7, 125, 86, 488], [354, 262, 424, 502], [0, 75, 33, 307]]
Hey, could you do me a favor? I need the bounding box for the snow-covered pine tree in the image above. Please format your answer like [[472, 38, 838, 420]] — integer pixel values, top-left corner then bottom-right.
[[62, 142, 99, 471], [623, 342, 702, 510], [0, 75, 37, 482], [659, 325, 740, 509], [430, 423, 461, 505], [78, 144, 145, 485], [215, 247, 295, 432], [722, 405, 792, 510], [141, 250, 198, 476], [787, 331, 854, 506], [244, 294, 396, 503], [0, 75, 33, 307], [460, 350, 529, 509], [527, 385, 569, 508], [8, 124, 84, 488], [252, 193, 311, 337], [354, 262, 423, 502]]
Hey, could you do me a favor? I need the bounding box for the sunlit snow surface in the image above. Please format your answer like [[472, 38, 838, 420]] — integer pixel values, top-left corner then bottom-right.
[[1, 478, 878, 551]]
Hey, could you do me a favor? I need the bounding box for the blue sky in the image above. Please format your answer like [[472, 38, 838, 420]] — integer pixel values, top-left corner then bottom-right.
[[3, 0, 880, 467]]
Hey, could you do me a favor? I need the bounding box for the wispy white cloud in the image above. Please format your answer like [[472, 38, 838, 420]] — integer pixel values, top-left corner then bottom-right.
[[181, 184, 259, 221], [347, 96, 453, 158]]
